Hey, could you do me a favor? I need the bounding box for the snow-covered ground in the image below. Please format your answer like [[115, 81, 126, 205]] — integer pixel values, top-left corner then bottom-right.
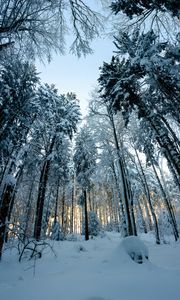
[[1, 232, 180, 300]]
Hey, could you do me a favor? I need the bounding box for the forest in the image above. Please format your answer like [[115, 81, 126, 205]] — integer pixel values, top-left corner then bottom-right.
[[0, 1, 180, 299]]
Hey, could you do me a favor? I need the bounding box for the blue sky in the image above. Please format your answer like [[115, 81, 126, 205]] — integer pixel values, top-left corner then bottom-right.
[[37, 36, 114, 116]]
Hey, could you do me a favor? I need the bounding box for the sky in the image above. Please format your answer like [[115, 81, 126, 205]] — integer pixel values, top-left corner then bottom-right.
[[37, 36, 114, 116], [36, 0, 115, 116]]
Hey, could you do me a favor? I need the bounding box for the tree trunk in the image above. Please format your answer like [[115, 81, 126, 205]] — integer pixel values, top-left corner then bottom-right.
[[34, 160, 50, 240], [150, 156, 179, 241], [142, 195, 153, 231], [23, 180, 34, 242], [54, 181, 60, 225], [110, 114, 134, 236], [70, 176, 75, 234], [0, 181, 15, 260], [110, 159, 127, 234], [122, 154, 137, 236], [88, 191, 92, 211], [158, 163, 178, 237], [137, 198, 148, 234], [161, 116, 180, 153], [166, 157, 180, 192], [5, 166, 24, 243], [134, 148, 160, 244], [34, 136, 56, 241], [61, 185, 66, 232], [84, 189, 89, 241], [147, 112, 180, 176], [130, 151, 153, 231]]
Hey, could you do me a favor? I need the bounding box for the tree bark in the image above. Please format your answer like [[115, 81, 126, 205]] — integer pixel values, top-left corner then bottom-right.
[[23, 180, 34, 242], [146, 112, 180, 176], [137, 198, 148, 234], [84, 189, 89, 241], [61, 185, 66, 232], [54, 181, 60, 225], [5, 166, 24, 243], [0, 182, 15, 259], [34, 135, 56, 241], [110, 114, 134, 236], [149, 155, 179, 241], [134, 148, 160, 244], [110, 159, 127, 234]]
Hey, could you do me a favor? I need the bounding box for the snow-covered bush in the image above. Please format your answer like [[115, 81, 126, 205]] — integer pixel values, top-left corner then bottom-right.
[[121, 236, 149, 264]]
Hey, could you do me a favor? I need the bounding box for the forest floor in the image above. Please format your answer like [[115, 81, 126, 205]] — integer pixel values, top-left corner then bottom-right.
[[1, 232, 180, 300]]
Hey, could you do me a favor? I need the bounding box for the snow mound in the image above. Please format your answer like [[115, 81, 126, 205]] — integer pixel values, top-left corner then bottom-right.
[[108, 235, 149, 268], [121, 236, 149, 264]]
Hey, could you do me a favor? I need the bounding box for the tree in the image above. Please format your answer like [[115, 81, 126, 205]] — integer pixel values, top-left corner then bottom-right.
[[110, 0, 180, 18], [98, 30, 180, 178], [89, 88, 137, 236], [87, 105, 125, 231], [82, 211, 101, 237], [33, 85, 81, 240], [0, 59, 39, 259], [0, 59, 39, 179], [108, 0, 180, 186], [49, 137, 71, 234], [0, 0, 104, 59], [73, 125, 97, 240]]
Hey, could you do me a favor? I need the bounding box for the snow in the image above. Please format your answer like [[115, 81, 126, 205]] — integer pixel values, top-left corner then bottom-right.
[[118, 235, 149, 263], [1, 232, 180, 300]]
